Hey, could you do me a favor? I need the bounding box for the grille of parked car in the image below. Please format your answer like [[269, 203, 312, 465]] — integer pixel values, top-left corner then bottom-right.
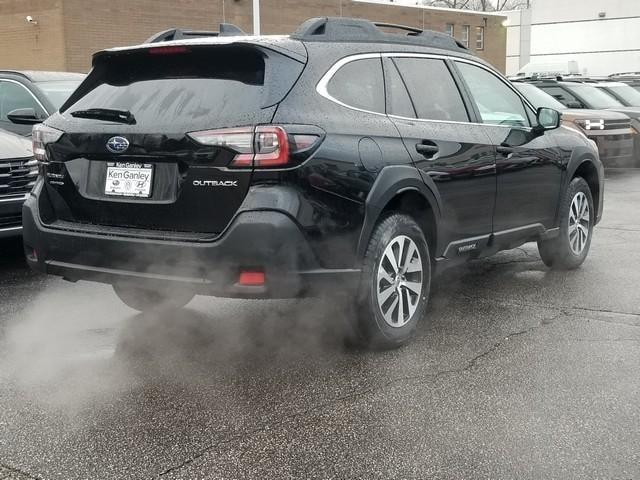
[[0, 157, 38, 198]]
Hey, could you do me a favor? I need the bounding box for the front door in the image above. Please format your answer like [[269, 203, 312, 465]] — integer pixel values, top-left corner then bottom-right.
[[453, 61, 563, 234]]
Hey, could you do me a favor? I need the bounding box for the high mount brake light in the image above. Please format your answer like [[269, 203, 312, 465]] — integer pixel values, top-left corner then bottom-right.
[[187, 126, 320, 169], [148, 46, 191, 55]]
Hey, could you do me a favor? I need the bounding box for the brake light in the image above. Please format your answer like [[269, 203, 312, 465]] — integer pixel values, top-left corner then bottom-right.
[[148, 46, 190, 55], [32, 123, 64, 163], [252, 126, 290, 168], [187, 125, 320, 169]]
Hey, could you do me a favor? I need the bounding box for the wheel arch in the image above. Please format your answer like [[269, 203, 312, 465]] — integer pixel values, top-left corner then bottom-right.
[[357, 166, 442, 260], [566, 148, 604, 224]]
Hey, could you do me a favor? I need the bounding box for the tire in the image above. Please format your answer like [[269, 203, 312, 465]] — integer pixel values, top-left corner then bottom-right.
[[113, 282, 195, 312], [350, 213, 431, 350], [538, 177, 594, 270]]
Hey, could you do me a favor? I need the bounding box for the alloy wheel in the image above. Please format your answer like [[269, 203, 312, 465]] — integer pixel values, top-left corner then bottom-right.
[[568, 191, 590, 255], [376, 235, 423, 328]]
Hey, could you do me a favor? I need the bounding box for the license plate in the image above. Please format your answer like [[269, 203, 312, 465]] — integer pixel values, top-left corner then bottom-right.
[[105, 162, 153, 198]]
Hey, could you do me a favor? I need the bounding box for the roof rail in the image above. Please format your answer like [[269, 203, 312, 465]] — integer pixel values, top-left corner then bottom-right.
[[145, 23, 246, 43], [609, 72, 640, 77], [291, 17, 468, 52]]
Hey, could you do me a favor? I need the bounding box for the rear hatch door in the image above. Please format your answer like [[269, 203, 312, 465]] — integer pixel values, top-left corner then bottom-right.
[[43, 42, 305, 238]]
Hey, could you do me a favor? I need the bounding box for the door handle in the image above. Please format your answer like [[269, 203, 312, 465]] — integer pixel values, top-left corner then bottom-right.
[[496, 145, 514, 155], [415, 141, 439, 158]]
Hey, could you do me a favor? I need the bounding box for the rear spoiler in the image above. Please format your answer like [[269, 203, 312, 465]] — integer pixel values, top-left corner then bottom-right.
[[145, 23, 246, 43]]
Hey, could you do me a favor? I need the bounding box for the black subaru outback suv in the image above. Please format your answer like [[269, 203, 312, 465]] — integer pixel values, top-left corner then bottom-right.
[[23, 18, 603, 348]]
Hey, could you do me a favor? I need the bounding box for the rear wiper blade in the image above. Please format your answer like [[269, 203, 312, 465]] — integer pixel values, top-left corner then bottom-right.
[[70, 108, 136, 125]]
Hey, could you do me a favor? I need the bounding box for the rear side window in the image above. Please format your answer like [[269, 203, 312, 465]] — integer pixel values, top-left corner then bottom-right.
[[62, 46, 303, 130], [392, 57, 469, 122], [326, 58, 385, 113], [383, 58, 416, 118]]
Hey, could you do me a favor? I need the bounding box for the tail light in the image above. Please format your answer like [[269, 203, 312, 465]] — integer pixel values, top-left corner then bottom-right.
[[32, 123, 64, 163], [187, 125, 321, 169]]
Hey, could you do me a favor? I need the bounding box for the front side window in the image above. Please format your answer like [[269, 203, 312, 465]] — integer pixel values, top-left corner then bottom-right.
[[476, 26, 485, 50], [326, 58, 385, 113], [0, 81, 46, 121], [456, 62, 529, 127], [538, 85, 585, 108], [393, 57, 469, 122], [564, 83, 624, 109]]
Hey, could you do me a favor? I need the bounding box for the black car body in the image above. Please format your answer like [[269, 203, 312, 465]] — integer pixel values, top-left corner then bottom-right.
[[0, 129, 37, 238], [513, 82, 636, 168], [0, 70, 85, 136], [22, 18, 604, 348]]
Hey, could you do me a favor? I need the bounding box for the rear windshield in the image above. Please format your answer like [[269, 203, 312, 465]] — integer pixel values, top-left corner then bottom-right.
[[61, 46, 302, 130]]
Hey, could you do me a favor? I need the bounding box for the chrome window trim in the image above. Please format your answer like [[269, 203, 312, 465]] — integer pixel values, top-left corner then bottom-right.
[[0, 78, 49, 117], [316, 52, 537, 130]]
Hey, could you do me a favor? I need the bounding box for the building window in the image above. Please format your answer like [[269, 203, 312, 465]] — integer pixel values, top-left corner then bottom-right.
[[445, 23, 454, 37], [461, 25, 470, 48], [475, 26, 484, 50]]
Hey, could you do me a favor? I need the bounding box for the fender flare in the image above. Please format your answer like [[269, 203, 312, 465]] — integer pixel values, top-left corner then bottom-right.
[[356, 165, 442, 259], [566, 145, 599, 180]]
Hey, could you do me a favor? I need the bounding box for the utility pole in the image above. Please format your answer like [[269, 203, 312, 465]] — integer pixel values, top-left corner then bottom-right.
[[253, 0, 260, 35]]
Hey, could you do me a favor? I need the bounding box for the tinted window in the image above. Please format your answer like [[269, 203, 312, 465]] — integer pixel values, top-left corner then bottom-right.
[[538, 86, 585, 108], [393, 58, 469, 122], [36, 80, 82, 110], [327, 58, 385, 113], [565, 83, 624, 109], [603, 84, 640, 106], [513, 83, 566, 110], [63, 47, 301, 130], [0, 81, 46, 121], [384, 59, 416, 118], [457, 62, 529, 127]]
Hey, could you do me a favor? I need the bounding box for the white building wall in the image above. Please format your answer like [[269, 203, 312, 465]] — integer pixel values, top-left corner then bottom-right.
[[506, 0, 640, 76]]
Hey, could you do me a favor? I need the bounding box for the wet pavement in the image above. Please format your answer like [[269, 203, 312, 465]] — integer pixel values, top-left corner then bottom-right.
[[0, 170, 639, 480]]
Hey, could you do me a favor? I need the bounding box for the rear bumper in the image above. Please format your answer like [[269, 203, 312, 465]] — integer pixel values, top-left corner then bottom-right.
[[22, 192, 360, 298], [0, 195, 27, 238]]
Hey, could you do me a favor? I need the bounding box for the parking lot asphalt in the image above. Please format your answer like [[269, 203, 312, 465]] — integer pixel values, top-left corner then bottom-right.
[[0, 170, 639, 480]]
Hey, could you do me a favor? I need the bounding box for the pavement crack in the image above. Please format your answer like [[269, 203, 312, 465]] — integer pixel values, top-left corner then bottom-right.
[[157, 319, 552, 478], [598, 226, 640, 233], [0, 461, 41, 480]]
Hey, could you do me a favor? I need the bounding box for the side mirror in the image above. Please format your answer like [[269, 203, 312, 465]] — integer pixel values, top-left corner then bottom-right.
[[565, 101, 583, 109], [536, 107, 561, 131], [7, 108, 41, 125]]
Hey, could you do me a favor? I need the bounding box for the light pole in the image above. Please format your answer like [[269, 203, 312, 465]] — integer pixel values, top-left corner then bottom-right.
[[253, 0, 261, 35]]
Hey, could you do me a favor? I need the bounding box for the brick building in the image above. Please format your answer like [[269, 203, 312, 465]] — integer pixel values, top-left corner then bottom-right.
[[0, 0, 506, 73]]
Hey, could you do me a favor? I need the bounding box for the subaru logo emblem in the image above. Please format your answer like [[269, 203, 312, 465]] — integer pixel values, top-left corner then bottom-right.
[[106, 136, 129, 154]]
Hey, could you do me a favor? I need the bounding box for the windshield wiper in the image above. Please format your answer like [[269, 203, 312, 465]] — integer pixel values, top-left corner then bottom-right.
[[70, 108, 136, 125]]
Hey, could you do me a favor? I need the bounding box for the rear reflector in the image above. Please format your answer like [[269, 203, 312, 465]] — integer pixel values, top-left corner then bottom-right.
[[238, 271, 265, 286]]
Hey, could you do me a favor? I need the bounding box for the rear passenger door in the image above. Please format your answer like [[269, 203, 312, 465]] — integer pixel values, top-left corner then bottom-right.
[[453, 61, 563, 235], [384, 55, 496, 256]]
